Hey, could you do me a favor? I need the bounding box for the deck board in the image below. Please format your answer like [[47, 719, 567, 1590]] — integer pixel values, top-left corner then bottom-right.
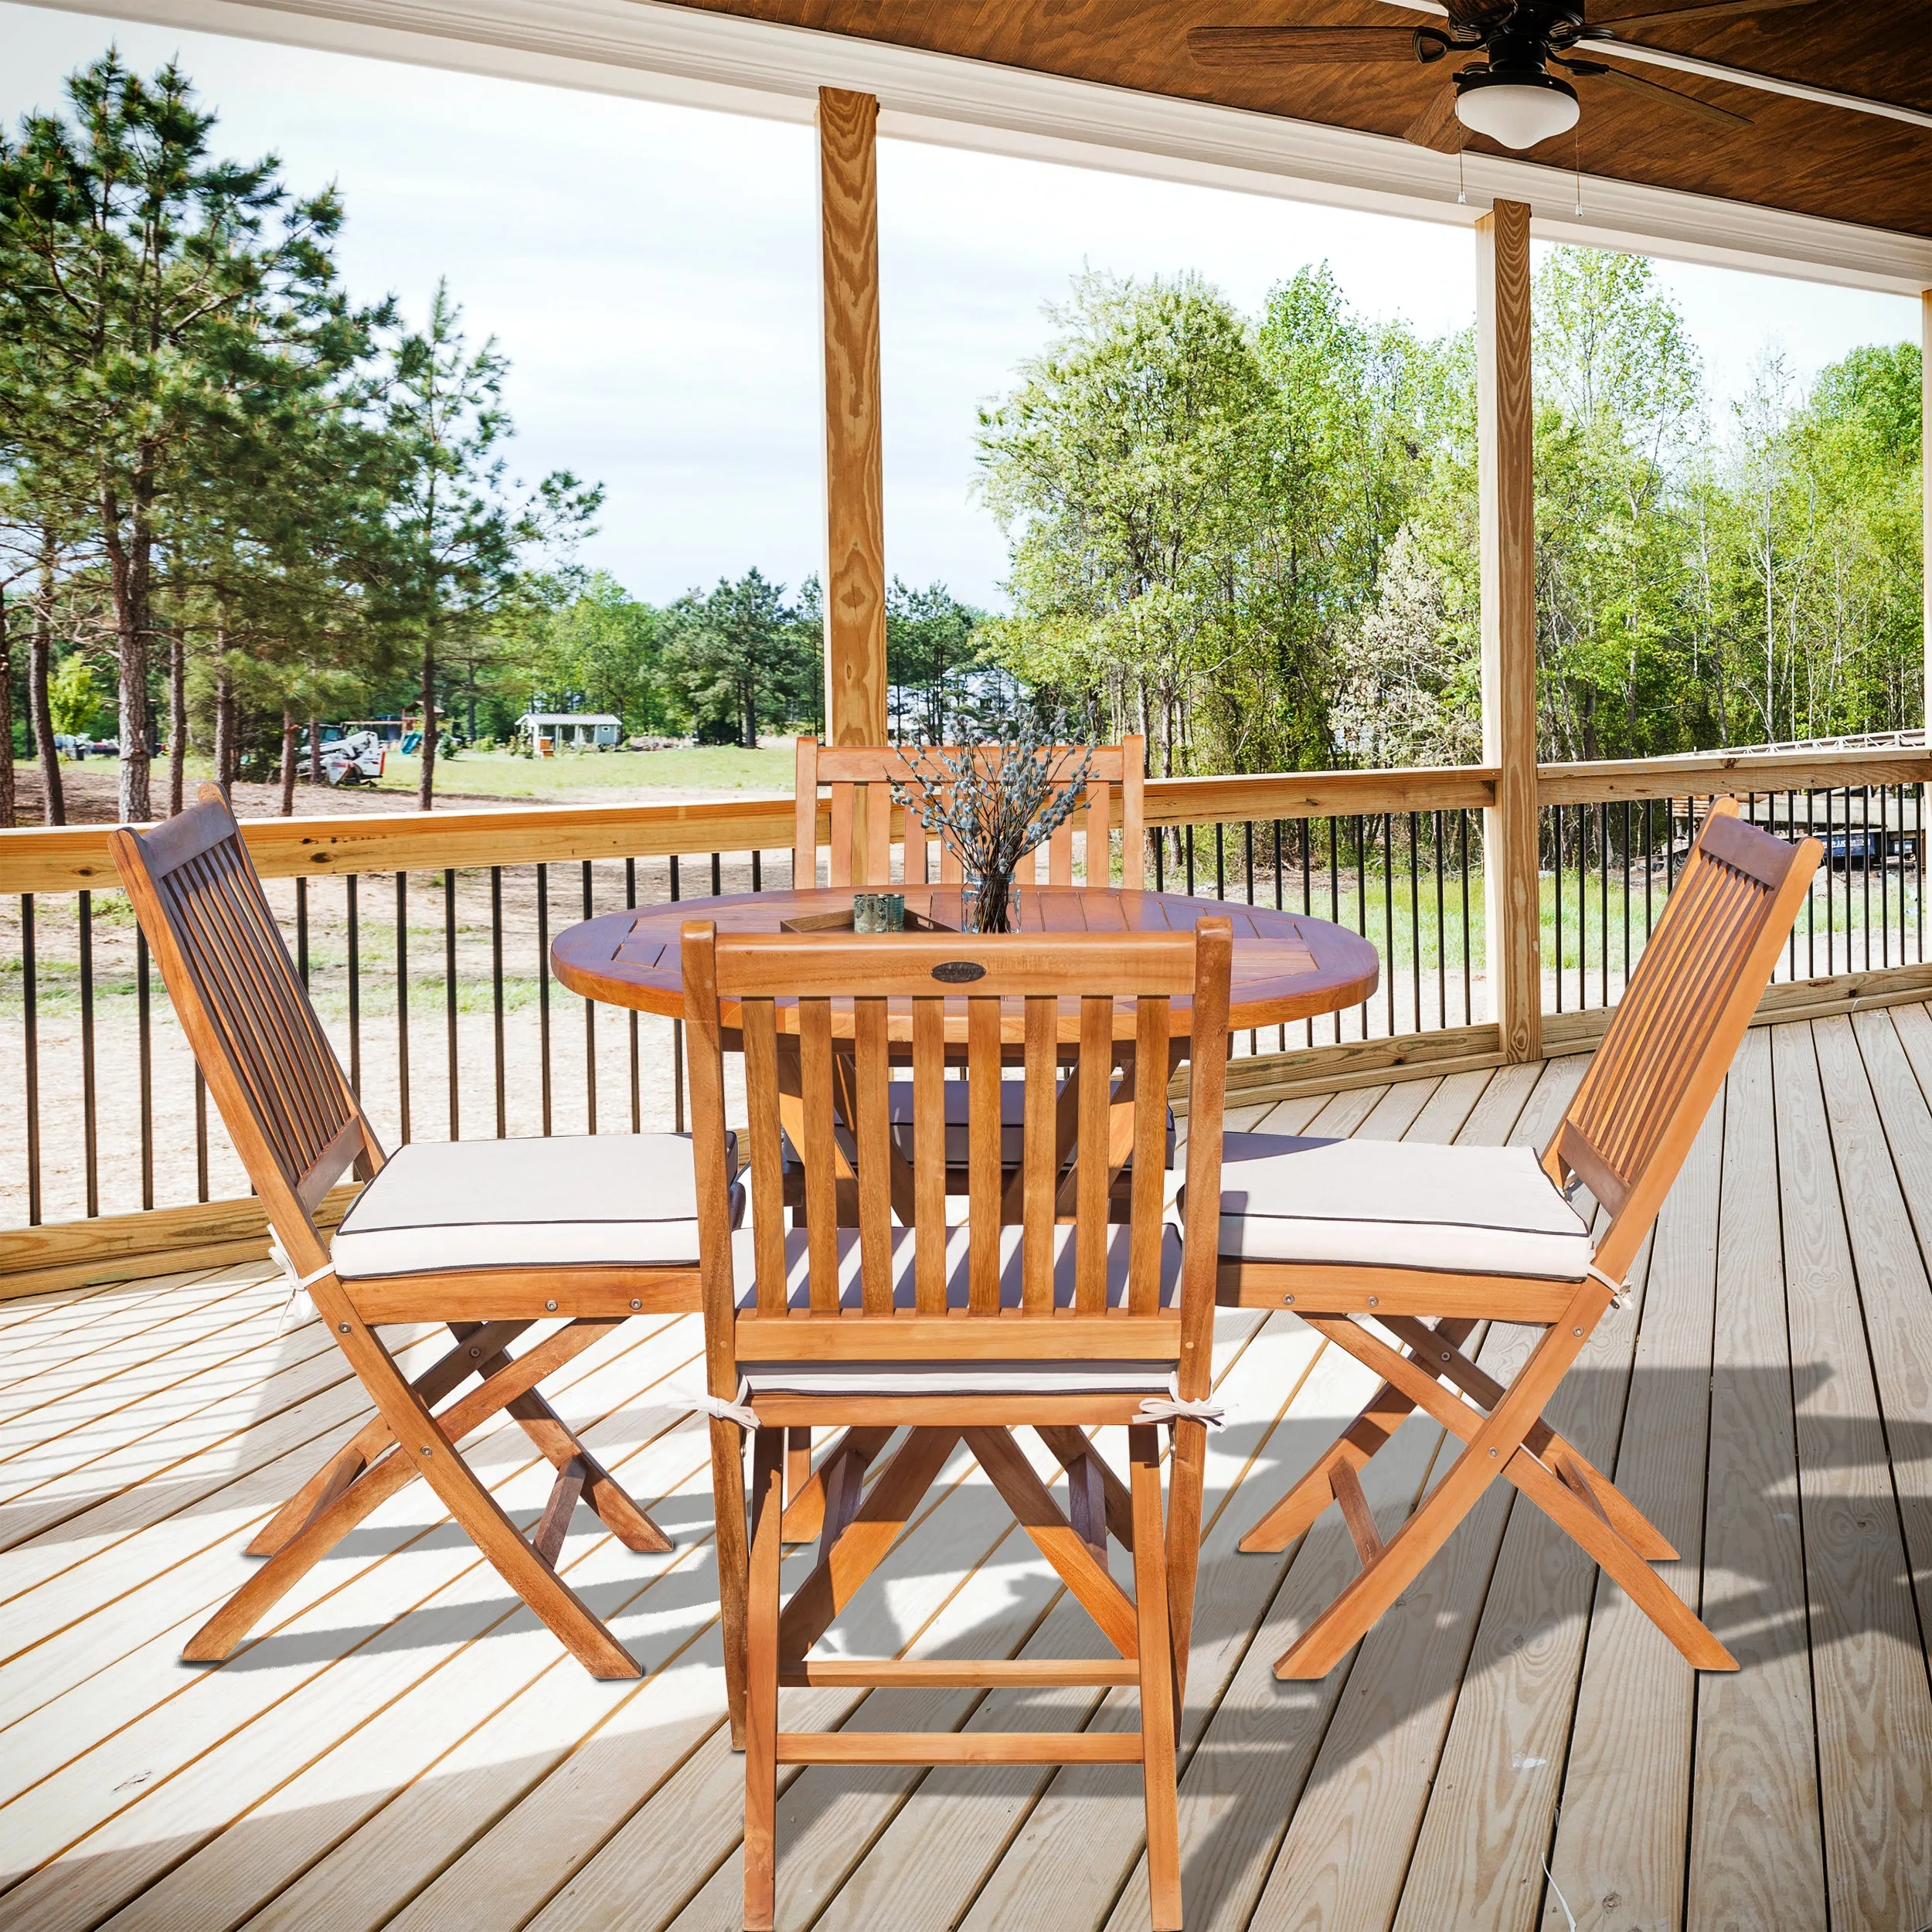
[[1, 1012, 1929, 1932]]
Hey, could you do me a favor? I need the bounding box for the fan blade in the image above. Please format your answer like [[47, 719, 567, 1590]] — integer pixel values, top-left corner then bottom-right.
[[1590, 61, 1753, 124], [1405, 80, 1470, 148], [1593, 0, 1818, 29], [1443, 0, 1512, 28], [1590, 39, 1932, 129], [1187, 26, 1421, 64]]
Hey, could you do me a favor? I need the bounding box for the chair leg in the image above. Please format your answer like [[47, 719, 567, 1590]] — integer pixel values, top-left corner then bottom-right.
[[1274, 1289, 1600, 1680], [744, 1429, 784, 1932], [1238, 1317, 1478, 1555], [710, 1415, 753, 1750], [246, 1318, 535, 1556], [1163, 1417, 1208, 1707], [781, 1427, 821, 1543], [506, 1388, 672, 1553], [1131, 1425, 1182, 1932], [192, 1311, 638, 1678]]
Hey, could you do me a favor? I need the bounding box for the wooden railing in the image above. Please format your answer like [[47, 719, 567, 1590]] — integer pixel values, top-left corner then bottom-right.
[[3, 743, 1927, 1292]]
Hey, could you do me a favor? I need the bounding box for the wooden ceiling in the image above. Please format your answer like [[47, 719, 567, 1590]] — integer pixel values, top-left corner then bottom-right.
[[669, 0, 1932, 237]]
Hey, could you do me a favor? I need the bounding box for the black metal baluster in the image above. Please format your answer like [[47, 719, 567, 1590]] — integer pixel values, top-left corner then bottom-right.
[[626, 856, 641, 1132], [1918, 782, 1926, 963], [1862, 785, 1873, 972], [1461, 811, 1472, 1027], [22, 895, 40, 1226], [582, 860, 597, 1134], [670, 854, 684, 1133], [297, 876, 310, 988], [1645, 798, 1655, 944], [1598, 801, 1610, 1009], [1383, 815, 1396, 1036], [1355, 816, 1369, 1039], [444, 869, 461, 1141], [195, 1067, 209, 1202], [1553, 808, 1563, 1015], [395, 873, 411, 1145], [1433, 810, 1445, 1030], [537, 863, 552, 1137], [1154, 825, 1165, 892], [1824, 790, 1835, 976], [1408, 813, 1421, 1035], [1328, 818, 1341, 1044], [1185, 825, 1196, 896], [1784, 794, 1797, 978], [79, 891, 97, 1216], [752, 849, 763, 893], [347, 873, 362, 1098], [1577, 805, 1587, 1012], [137, 927, 154, 1212], [491, 867, 506, 1138], [712, 850, 723, 896], [1804, 791, 1817, 976], [1243, 821, 1256, 1052], [1621, 800, 1631, 1002], [1215, 823, 1225, 901]]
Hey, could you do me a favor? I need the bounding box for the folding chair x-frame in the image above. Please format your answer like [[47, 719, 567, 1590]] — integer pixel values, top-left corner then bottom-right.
[[1216, 801, 1821, 1679]]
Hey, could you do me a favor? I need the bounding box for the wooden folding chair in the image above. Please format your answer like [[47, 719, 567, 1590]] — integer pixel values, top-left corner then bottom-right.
[[792, 732, 1146, 890], [1215, 800, 1821, 1679], [111, 785, 726, 1679], [682, 913, 1230, 1932]]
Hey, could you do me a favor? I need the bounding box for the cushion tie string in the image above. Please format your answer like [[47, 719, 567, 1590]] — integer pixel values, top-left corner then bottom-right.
[[1134, 1378, 1226, 1432], [267, 1230, 333, 1334], [671, 1379, 762, 1431], [1586, 1263, 1631, 1309]]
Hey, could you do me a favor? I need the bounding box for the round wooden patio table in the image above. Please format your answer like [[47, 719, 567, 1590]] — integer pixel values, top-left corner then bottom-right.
[[551, 884, 1379, 1037]]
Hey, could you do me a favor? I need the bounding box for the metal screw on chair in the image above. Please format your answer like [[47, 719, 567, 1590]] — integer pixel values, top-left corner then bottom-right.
[[1488, 1447, 1498, 1457], [1281, 1294, 1295, 1305], [1440, 1351, 1451, 1362], [630, 1299, 641, 1310], [1367, 1295, 1379, 1308], [338, 1323, 350, 1334], [546, 1299, 558, 1311], [1573, 1326, 1584, 1336], [420, 1445, 433, 1457], [468, 1346, 481, 1358]]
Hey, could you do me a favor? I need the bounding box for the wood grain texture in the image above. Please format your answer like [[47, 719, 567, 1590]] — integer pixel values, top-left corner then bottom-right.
[[1477, 199, 1541, 1065], [817, 87, 886, 747], [1683, 1024, 1828, 1932], [1771, 1018, 1932, 1930]]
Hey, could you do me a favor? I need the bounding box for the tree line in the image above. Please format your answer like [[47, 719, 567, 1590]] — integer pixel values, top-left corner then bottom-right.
[[975, 253, 1923, 776]]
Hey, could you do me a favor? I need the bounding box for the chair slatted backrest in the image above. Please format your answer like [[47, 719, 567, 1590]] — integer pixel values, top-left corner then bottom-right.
[[1549, 799, 1819, 1278], [682, 920, 1230, 1399], [793, 736, 1147, 890], [110, 785, 381, 1235]]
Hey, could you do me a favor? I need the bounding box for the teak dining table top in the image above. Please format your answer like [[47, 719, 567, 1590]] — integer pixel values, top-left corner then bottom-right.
[[551, 885, 1379, 1039]]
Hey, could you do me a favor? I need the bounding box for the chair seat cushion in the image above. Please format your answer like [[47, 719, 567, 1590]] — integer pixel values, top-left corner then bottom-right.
[[731, 1219, 1182, 1313], [332, 1131, 736, 1278], [1206, 1132, 1591, 1279], [741, 1357, 1176, 1397]]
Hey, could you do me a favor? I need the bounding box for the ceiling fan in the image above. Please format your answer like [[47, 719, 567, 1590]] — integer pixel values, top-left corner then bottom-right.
[[1189, 0, 1932, 154]]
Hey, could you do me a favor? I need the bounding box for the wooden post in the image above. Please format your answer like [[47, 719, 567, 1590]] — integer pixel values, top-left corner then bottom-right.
[[1476, 199, 1541, 1063], [816, 87, 887, 747]]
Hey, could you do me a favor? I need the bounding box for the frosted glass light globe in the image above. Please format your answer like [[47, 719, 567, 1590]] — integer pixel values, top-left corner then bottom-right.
[[1455, 73, 1580, 149]]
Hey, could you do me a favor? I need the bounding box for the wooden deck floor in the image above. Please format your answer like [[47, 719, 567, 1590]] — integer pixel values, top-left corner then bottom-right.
[[2, 1009, 1930, 1932]]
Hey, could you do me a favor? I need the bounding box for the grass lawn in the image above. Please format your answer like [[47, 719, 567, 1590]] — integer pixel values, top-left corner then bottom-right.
[[370, 744, 794, 801]]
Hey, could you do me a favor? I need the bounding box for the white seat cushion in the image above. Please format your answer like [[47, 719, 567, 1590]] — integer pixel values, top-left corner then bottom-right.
[[1206, 1132, 1591, 1280], [332, 1131, 736, 1278], [731, 1219, 1182, 1314]]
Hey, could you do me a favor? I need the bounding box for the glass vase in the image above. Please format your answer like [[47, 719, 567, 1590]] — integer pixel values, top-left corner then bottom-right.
[[960, 871, 1018, 934]]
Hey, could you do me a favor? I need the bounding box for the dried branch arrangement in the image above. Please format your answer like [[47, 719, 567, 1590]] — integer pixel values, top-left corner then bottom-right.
[[891, 719, 1094, 933]]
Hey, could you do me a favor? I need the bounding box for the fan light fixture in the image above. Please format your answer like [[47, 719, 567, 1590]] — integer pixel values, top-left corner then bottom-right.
[[1454, 68, 1580, 148]]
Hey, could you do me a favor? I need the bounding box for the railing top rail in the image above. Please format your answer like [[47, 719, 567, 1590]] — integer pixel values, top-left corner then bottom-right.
[[3, 742, 1927, 895], [1538, 743, 1932, 805]]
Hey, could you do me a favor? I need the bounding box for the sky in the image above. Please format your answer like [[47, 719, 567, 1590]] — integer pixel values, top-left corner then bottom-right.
[[2, 2, 1920, 611]]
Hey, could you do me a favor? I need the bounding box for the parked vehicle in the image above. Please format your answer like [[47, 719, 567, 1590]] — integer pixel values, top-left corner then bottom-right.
[[305, 729, 387, 786]]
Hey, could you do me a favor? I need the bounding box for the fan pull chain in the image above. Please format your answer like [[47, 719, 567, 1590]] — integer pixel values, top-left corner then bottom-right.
[[1458, 146, 1467, 206]]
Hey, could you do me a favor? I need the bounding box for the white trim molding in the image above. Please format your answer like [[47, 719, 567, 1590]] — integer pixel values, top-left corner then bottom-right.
[[25, 0, 1932, 294]]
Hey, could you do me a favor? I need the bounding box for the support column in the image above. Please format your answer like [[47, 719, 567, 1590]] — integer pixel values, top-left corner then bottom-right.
[[1477, 199, 1541, 1063], [816, 87, 887, 746]]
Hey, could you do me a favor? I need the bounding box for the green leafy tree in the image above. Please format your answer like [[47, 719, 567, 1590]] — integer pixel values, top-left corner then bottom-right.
[[661, 569, 815, 746], [0, 51, 364, 817], [373, 281, 600, 808], [47, 650, 101, 736], [886, 578, 985, 744]]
